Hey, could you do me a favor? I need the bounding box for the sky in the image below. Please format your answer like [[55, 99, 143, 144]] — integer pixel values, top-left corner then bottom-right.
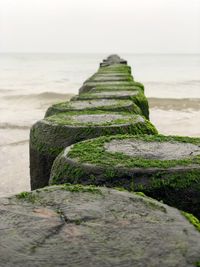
[[0, 0, 200, 53]]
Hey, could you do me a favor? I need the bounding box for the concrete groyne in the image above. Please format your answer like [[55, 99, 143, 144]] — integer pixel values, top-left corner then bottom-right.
[[30, 55, 156, 190], [1, 55, 200, 266], [30, 55, 200, 217]]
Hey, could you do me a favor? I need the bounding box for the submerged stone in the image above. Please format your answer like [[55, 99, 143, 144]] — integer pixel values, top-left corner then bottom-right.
[[30, 112, 157, 190], [50, 134, 200, 218], [0, 185, 200, 267], [45, 99, 143, 117]]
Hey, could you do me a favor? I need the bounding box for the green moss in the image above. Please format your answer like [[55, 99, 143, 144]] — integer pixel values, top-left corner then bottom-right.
[[91, 82, 144, 92], [45, 99, 143, 118], [60, 183, 102, 194], [182, 211, 200, 232], [67, 134, 200, 169], [135, 192, 147, 197], [195, 261, 200, 267], [87, 74, 134, 83], [16, 191, 38, 203], [74, 90, 149, 119], [98, 64, 131, 73], [133, 91, 149, 119], [31, 115, 157, 157], [76, 89, 140, 99], [16, 191, 30, 199], [45, 110, 149, 127], [137, 170, 200, 191], [82, 81, 141, 90]]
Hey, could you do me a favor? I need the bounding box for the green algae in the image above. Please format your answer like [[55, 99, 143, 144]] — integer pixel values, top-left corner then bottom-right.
[[182, 211, 200, 232], [98, 64, 131, 73], [16, 184, 102, 205], [67, 134, 200, 169], [74, 90, 149, 119], [88, 82, 144, 91], [16, 191, 39, 203], [45, 99, 143, 118], [30, 116, 157, 158], [82, 81, 141, 90], [45, 110, 148, 127], [60, 183, 102, 194], [87, 74, 134, 83]]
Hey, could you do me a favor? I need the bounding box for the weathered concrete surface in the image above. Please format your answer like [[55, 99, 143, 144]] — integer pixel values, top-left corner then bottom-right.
[[85, 73, 133, 83], [50, 134, 200, 218], [73, 89, 149, 119], [0, 185, 200, 267], [105, 139, 200, 160], [74, 89, 139, 99], [79, 81, 142, 94], [45, 99, 143, 117], [30, 112, 157, 190]]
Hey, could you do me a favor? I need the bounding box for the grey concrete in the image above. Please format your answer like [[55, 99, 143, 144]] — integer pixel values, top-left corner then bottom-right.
[[0, 185, 200, 267]]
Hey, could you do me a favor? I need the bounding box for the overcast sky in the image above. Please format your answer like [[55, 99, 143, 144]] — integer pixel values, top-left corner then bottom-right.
[[0, 0, 199, 53]]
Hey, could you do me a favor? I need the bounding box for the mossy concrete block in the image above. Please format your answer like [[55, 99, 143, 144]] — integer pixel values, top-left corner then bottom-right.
[[79, 81, 144, 94], [45, 99, 143, 117], [50, 134, 200, 218], [73, 90, 149, 119], [75, 89, 140, 100], [1, 185, 200, 266], [30, 112, 157, 190], [93, 81, 144, 91], [85, 74, 133, 83], [79, 80, 142, 94], [98, 64, 132, 73]]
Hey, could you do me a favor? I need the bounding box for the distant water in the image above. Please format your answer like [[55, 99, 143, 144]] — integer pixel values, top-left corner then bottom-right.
[[0, 53, 200, 197]]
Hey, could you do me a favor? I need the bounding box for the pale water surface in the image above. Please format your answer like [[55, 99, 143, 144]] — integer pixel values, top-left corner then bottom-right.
[[0, 53, 199, 197]]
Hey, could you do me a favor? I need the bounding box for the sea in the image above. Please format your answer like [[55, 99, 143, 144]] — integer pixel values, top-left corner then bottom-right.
[[0, 53, 200, 197]]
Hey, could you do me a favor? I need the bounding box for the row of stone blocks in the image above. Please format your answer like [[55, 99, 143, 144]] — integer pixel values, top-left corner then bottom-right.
[[30, 55, 200, 219], [1, 55, 200, 266]]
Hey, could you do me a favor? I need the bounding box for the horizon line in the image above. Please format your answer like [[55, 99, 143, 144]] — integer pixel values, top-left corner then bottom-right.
[[0, 52, 200, 55]]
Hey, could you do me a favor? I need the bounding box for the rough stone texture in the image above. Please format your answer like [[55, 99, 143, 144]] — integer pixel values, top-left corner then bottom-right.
[[86, 74, 133, 83], [105, 139, 200, 160], [30, 113, 157, 190], [73, 90, 149, 119], [45, 99, 143, 117], [78, 90, 139, 98], [79, 81, 140, 94], [50, 134, 200, 218], [70, 114, 131, 124], [0, 185, 200, 267]]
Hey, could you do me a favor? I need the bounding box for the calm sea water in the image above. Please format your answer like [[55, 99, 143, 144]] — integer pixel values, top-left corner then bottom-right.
[[0, 53, 200, 197]]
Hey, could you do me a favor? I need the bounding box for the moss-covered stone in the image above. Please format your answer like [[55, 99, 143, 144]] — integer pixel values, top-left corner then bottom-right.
[[92, 81, 144, 91], [79, 80, 144, 94], [50, 134, 200, 218], [98, 63, 132, 73], [44, 99, 143, 117], [85, 73, 134, 83], [73, 89, 149, 119], [1, 185, 200, 266], [30, 111, 157, 190]]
